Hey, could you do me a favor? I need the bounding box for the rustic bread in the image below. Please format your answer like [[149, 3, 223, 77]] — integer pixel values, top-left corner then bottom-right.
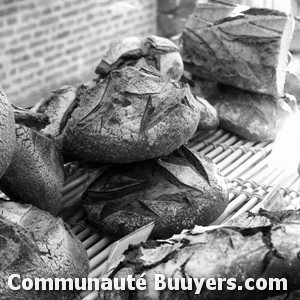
[[82, 146, 228, 239], [209, 85, 296, 141], [0, 123, 64, 216], [181, 0, 294, 97], [95, 35, 184, 81], [0, 86, 15, 179], [100, 210, 300, 300], [62, 66, 202, 163], [0, 200, 89, 300]]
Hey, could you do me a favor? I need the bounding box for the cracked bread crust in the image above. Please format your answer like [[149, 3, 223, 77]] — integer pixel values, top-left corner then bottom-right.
[[82, 146, 228, 239], [181, 0, 294, 97], [62, 67, 202, 163], [0, 124, 64, 216], [0, 201, 89, 300]]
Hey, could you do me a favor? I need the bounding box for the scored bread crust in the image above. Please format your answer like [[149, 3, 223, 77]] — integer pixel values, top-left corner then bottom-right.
[[0, 86, 15, 179], [62, 67, 202, 163], [181, 0, 294, 97], [82, 146, 228, 239], [0, 201, 89, 300], [0, 124, 64, 216], [209, 85, 294, 141]]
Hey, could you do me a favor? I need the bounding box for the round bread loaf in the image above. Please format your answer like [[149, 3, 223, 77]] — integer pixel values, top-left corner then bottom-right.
[[0, 86, 15, 179], [95, 35, 184, 81], [0, 200, 89, 300], [62, 66, 202, 163], [0, 123, 64, 216], [82, 146, 228, 239]]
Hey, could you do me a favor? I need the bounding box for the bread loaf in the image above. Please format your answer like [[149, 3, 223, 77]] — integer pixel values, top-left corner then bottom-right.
[[0, 86, 15, 179], [181, 0, 294, 97], [209, 85, 296, 141], [95, 35, 184, 81], [62, 66, 202, 163], [0, 123, 64, 216], [82, 146, 228, 239], [0, 200, 89, 300], [100, 210, 300, 300]]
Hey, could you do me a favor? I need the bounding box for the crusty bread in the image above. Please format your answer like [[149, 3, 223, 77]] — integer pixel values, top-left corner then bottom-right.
[[100, 210, 300, 300], [209, 85, 296, 141], [181, 0, 294, 97], [0, 200, 89, 300], [0, 124, 64, 215], [0, 86, 15, 179], [82, 146, 228, 239], [62, 66, 202, 163]]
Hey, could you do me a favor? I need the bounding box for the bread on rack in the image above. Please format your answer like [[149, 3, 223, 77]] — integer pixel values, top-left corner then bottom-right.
[[82, 146, 228, 239], [181, 0, 294, 97], [209, 85, 297, 141], [0, 86, 15, 179], [100, 210, 300, 300], [0, 200, 89, 300], [0, 110, 65, 216]]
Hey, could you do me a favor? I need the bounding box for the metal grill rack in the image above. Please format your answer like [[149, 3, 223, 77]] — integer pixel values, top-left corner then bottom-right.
[[59, 128, 300, 300]]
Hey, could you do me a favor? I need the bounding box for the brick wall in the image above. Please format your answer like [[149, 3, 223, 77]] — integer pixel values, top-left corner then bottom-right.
[[0, 0, 157, 107]]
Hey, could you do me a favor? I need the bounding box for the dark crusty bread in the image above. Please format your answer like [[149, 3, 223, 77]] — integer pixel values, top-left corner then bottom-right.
[[0, 86, 15, 179], [181, 0, 294, 97], [100, 210, 300, 300], [0, 124, 64, 216], [209, 85, 296, 141], [0, 200, 89, 300], [62, 66, 202, 163], [82, 146, 228, 239]]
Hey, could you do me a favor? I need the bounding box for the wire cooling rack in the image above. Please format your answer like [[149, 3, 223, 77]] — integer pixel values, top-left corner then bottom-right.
[[47, 128, 300, 299]]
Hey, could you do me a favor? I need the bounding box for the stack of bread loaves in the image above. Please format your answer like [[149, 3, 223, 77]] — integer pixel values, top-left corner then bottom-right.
[[28, 35, 228, 240], [181, 0, 298, 141]]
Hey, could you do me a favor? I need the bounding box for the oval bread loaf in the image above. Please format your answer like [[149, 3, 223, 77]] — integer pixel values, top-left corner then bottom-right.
[[82, 145, 228, 239]]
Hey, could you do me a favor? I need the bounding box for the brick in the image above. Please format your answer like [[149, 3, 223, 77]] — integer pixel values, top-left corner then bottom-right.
[[0, 72, 6, 81], [54, 30, 70, 40], [0, 6, 18, 17], [62, 9, 78, 18], [7, 17, 18, 25], [40, 16, 59, 26], [6, 46, 25, 55], [20, 33, 32, 41], [34, 50, 44, 58]]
